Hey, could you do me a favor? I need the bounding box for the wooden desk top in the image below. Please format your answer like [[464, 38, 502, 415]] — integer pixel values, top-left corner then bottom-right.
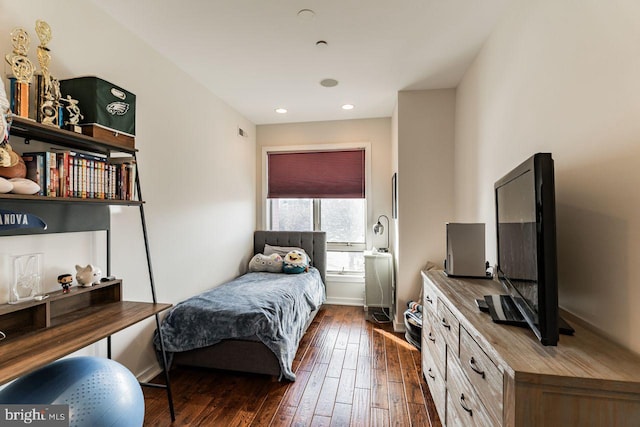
[[0, 301, 171, 385]]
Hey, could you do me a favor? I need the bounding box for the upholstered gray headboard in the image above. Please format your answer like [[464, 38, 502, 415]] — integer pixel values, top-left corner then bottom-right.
[[254, 231, 327, 284]]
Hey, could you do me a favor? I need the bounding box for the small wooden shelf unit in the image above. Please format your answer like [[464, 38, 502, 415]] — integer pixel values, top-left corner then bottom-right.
[[0, 280, 170, 385]]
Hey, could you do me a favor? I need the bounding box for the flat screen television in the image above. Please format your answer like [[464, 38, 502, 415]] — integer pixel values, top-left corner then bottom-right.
[[494, 153, 559, 346]]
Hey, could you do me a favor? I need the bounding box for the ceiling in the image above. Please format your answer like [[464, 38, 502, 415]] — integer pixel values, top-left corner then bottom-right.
[[91, 0, 511, 125]]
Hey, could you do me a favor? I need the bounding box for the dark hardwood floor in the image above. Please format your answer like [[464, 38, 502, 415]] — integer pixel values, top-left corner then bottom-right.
[[143, 304, 442, 426]]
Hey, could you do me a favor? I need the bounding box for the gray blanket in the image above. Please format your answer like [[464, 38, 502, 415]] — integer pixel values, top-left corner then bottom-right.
[[155, 267, 325, 381]]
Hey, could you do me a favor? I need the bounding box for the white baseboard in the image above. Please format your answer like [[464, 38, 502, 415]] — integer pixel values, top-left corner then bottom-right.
[[137, 363, 163, 383], [324, 296, 364, 306], [393, 320, 406, 333]]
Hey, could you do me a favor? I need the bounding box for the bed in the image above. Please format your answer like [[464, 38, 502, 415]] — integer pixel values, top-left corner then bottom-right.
[[155, 231, 326, 381]]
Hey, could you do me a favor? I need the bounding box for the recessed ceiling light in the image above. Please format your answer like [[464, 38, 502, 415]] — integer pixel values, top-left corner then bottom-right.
[[275, 108, 288, 114], [297, 9, 315, 21], [342, 104, 354, 110], [320, 78, 338, 88], [316, 40, 328, 48]]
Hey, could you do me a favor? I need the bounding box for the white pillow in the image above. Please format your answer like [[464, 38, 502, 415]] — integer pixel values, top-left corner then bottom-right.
[[264, 244, 310, 262], [0, 177, 12, 193], [9, 178, 41, 195], [248, 253, 283, 273]]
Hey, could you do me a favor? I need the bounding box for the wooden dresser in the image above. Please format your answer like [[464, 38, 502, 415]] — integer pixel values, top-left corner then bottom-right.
[[421, 270, 640, 426]]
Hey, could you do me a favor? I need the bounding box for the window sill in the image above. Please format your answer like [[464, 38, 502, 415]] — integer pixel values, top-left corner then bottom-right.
[[326, 272, 365, 283]]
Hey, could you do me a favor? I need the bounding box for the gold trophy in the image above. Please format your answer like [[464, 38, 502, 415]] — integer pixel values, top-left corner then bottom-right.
[[5, 28, 34, 118], [35, 20, 59, 127]]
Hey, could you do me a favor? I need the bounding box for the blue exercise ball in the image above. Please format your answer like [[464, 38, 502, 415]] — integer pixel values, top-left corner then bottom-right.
[[0, 356, 144, 427]]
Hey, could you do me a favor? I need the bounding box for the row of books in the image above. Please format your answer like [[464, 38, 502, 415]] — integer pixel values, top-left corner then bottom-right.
[[22, 150, 137, 200]]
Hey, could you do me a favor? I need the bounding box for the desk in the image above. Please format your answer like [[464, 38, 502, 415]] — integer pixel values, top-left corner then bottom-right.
[[0, 284, 171, 384]]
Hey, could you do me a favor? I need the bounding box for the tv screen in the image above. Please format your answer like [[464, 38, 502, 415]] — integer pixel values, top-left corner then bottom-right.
[[495, 153, 559, 346]]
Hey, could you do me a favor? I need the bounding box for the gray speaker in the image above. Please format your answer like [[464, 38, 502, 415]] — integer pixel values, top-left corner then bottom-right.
[[444, 223, 488, 278]]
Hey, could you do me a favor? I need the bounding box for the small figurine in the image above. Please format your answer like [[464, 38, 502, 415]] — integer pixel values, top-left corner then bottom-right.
[[75, 264, 102, 287], [57, 273, 73, 293]]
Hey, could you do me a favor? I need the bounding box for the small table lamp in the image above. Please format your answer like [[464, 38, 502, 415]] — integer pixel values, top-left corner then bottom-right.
[[373, 215, 390, 252]]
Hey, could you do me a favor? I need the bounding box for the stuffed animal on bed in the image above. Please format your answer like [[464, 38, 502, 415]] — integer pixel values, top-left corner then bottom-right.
[[283, 250, 309, 274], [248, 253, 283, 273]]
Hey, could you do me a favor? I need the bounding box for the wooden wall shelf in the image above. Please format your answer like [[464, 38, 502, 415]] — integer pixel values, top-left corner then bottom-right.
[[0, 193, 143, 206], [9, 116, 137, 155]]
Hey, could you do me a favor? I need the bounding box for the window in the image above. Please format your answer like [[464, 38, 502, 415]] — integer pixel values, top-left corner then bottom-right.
[[266, 147, 369, 274], [269, 198, 366, 273]]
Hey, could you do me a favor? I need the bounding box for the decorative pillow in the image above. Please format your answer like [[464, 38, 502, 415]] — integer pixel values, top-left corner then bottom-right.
[[264, 244, 310, 263], [9, 178, 40, 195], [283, 250, 309, 274], [248, 253, 283, 273], [0, 177, 12, 193]]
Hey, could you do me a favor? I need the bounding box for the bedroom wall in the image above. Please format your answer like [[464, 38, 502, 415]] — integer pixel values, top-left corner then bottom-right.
[[256, 118, 392, 305], [394, 89, 455, 330], [454, 0, 640, 354], [0, 0, 256, 379]]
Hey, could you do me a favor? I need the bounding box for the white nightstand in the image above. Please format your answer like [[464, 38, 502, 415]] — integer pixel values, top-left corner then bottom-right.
[[364, 251, 394, 322]]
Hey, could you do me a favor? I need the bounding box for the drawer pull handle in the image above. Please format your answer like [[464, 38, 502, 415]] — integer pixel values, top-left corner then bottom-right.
[[459, 393, 473, 416], [425, 295, 433, 304], [428, 332, 436, 342], [427, 368, 436, 380], [441, 318, 451, 330], [469, 357, 486, 379]]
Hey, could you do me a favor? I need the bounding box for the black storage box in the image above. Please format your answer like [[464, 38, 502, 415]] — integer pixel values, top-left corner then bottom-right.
[[60, 76, 136, 143]]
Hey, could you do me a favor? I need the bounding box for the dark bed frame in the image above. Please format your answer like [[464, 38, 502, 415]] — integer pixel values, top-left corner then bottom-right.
[[171, 230, 327, 378]]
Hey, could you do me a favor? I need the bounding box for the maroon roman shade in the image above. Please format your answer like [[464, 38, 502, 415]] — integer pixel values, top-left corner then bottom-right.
[[268, 149, 365, 198]]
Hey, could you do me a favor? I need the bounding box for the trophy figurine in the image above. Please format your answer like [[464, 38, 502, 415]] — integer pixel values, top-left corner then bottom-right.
[[5, 28, 35, 118], [60, 94, 83, 133], [35, 20, 60, 127]]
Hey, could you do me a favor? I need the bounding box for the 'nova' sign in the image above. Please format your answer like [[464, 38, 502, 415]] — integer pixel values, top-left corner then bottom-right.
[[0, 210, 47, 230]]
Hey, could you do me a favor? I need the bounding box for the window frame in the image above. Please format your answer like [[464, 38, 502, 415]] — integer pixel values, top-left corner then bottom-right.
[[262, 143, 372, 273]]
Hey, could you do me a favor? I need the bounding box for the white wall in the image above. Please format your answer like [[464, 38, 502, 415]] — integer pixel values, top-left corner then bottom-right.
[[395, 90, 456, 330], [0, 0, 256, 378], [455, 0, 640, 353]]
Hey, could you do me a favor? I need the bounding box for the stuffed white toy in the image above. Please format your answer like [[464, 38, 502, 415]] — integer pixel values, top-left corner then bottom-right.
[[248, 253, 283, 273], [283, 250, 309, 274], [0, 78, 9, 143], [0, 78, 12, 169]]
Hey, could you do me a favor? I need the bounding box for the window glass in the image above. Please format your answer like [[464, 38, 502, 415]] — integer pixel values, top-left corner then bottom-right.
[[268, 198, 366, 274], [269, 199, 313, 231], [327, 251, 365, 273], [320, 199, 365, 243]]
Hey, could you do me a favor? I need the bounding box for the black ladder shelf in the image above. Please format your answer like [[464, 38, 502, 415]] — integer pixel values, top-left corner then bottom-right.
[[0, 117, 176, 422]]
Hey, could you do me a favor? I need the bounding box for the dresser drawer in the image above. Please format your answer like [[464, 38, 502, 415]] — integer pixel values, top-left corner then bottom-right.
[[460, 326, 503, 425], [422, 333, 446, 423], [424, 310, 446, 379], [446, 349, 495, 427], [437, 299, 460, 357], [422, 277, 438, 316]]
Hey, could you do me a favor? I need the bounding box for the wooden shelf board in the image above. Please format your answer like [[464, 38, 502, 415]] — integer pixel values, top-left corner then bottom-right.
[[0, 301, 171, 385], [0, 193, 142, 206], [10, 116, 137, 154]]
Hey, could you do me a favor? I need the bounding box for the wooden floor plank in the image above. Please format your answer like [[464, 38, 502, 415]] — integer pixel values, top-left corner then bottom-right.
[[350, 387, 371, 427], [143, 304, 440, 427], [343, 342, 360, 370], [387, 381, 411, 426], [290, 363, 329, 426], [335, 368, 356, 405], [330, 402, 352, 427], [371, 368, 389, 410], [371, 407, 390, 427], [315, 377, 340, 417]]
